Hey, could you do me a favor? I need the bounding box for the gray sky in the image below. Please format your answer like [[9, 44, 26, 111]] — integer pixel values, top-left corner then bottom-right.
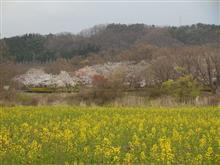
[[1, 0, 219, 38]]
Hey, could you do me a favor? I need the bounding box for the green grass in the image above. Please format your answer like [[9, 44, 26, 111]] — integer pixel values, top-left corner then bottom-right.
[[26, 86, 79, 93]]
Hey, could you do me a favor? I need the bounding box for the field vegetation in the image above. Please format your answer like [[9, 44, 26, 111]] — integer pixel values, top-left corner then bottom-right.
[[1, 106, 220, 164]]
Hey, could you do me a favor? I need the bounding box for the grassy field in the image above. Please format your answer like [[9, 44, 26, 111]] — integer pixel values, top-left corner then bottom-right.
[[0, 106, 220, 164]]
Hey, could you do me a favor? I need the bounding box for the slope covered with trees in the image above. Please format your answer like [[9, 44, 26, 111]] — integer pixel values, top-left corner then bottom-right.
[[0, 23, 219, 106], [1, 23, 219, 63]]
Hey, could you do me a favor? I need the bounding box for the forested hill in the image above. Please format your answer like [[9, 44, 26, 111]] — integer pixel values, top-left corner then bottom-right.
[[0, 23, 219, 63]]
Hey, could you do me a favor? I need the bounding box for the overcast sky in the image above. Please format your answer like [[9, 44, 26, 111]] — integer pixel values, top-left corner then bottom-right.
[[1, 0, 219, 38]]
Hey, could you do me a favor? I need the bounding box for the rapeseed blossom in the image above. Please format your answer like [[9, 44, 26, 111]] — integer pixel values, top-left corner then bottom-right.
[[0, 106, 219, 164]]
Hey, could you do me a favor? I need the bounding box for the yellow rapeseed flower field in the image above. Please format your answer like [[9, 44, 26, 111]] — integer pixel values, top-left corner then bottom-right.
[[0, 106, 220, 164]]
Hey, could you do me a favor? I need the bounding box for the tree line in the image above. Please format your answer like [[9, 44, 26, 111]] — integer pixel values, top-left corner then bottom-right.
[[0, 23, 219, 63]]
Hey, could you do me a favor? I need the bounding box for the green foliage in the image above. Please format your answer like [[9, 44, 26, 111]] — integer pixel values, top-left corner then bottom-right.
[[3, 34, 100, 63], [162, 75, 201, 102], [169, 23, 220, 44], [27, 87, 55, 93], [4, 34, 52, 63], [1, 23, 219, 63], [27, 86, 79, 93], [174, 66, 186, 75]]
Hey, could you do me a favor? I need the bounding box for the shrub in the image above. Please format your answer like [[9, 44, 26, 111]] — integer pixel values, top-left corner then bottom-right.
[[0, 88, 17, 102], [92, 74, 107, 87], [15, 93, 40, 106], [27, 87, 54, 93], [77, 87, 123, 105], [162, 75, 201, 102]]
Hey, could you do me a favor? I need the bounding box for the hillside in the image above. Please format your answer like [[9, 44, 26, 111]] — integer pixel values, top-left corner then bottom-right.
[[1, 23, 219, 63], [0, 23, 220, 106]]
